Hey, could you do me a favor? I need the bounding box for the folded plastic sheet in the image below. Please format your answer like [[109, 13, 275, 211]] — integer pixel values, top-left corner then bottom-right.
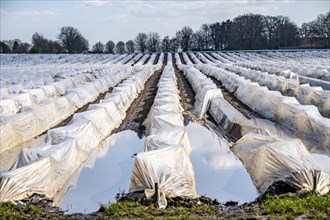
[[129, 146, 197, 198], [129, 63, 197, 205], [0, 99, 20, 116], [0, 65, 160, 205], [232, 133, 330, 195]]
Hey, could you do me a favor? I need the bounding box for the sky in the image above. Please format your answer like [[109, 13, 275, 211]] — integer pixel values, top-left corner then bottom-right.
[[1, 0, 329, 46]]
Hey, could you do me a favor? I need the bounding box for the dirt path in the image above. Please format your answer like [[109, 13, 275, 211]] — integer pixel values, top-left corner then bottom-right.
[[172, 57, 196, 124], [113, 66, 164, 138], [143, 54, 151, 65], [208, 75, 269, 120], [178, 52, 185, 64], [153, 53, 160, 64]]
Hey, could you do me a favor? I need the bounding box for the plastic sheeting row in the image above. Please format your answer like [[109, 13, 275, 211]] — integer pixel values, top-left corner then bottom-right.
[[0, 66, 136, 156], [129, 58, 197, 208], [0, 64, 160, 205], [196, 64, 330, 155], [226, 64, 330, 118]]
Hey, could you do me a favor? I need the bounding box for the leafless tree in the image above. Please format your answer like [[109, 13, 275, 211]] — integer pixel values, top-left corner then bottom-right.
[[161, 36, 171, 52], [200, 24, 211, 50], [116, 41, 126, 54], [92, 41, 104, 53], [169, 37, 180, 52], [308, 12, 330, 48], [16, 43, 31, 53], [135, 33, 148, 53], [191, 30, 204, 51], [126, 40, 135, 53], [32, 32, 48, 49], [3, 39, 22, 49], [146, 32, 160, 52], [57, 26, 89, 53], [229, 14, 266, 49], [176, 26, 193, 51], [105, 40, 115, 53]]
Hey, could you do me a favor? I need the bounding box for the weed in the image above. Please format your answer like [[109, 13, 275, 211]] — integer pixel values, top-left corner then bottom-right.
[[261, 192, 330, 219]]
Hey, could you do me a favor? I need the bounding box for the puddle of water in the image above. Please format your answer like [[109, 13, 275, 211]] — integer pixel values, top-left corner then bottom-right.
[[60, 130, 144, 214], [186, 122, 258, 204], [311, 154, 330, 174]]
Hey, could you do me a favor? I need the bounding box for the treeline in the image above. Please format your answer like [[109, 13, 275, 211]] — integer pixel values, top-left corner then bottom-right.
[[1, 12, 329, 54]]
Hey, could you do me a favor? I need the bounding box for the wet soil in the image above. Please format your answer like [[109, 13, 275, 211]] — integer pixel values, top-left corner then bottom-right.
[[132, 54, 144, 65], [153, 53, 160, 64], [207, 75, 269, 120], [172, 58, 196, 125], [186, 52, 195, 64], [178, 52, 186, 64], [113, 67, 164, 138], [143, 54, 151, 65]]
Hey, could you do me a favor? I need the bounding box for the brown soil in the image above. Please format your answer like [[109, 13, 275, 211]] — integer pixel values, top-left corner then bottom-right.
[[143, 53, 151, 65], [172, 55, 196, 124], [208, 75, 269, 120], [113, 66, 164, 138], [178, 52, 186, 64], [186, 52, 195, 64], [153, 53, 160, 64]]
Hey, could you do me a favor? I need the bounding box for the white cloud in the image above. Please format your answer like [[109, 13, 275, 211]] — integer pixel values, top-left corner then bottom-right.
[[2, 8, 59, 18], [99, 14, 130, 22], [83, 0, 110, 7]]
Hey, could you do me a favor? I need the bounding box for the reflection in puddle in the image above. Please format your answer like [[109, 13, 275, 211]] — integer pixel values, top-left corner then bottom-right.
[[186, 122, 258, 204], [311, 154, 330, 174], [61, 130, 144, 214], [59, 123, 328, 214]]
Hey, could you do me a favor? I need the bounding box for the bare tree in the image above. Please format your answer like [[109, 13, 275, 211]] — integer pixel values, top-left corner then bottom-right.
[[0, 41, 11, 53], [191, 30, 204, 51], [176, 26, 193, 51], [209, 22, 222, 50], [308, 12, 330, 48], [161, 36, 171, 52], [169, 37, 180, 52], [92, 41, 104, 53], [115, 41, 126, 54], [12, 41, 19, 53], [135, 33, 148, 53], [229, 14, 266, 49], [32, 32, 48, 49], [16, 43, 31, 53], [200, 23, 211, 50], [105, 40, 115, 53], [276, 16, 299, 48], [3, 39, 22, 49], [57, 26, 89, 53], [126, 40, 135, 53], [146, 32, 160, 52]]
